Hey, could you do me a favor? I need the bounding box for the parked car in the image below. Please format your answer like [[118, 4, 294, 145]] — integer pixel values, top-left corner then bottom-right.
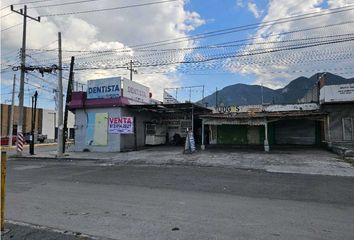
[[23, 133, 47, 143], [0, 136, 17, 145]]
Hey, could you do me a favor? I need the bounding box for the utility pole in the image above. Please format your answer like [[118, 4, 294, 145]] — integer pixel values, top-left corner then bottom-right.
[[261, 83, 264, 105], [57, 32, 64, 156], [29, 91, 38, 155], [11, 5, 40, 155], [63, 56, 75, 153], [215, 87, 218, 107], [126, 60, 138, 81], [8, 74, 16, 146]]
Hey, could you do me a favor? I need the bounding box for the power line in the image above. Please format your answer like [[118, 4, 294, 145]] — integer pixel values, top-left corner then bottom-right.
[[1, 23, 22, 32], [0, 12, 13, 18], [1, 0, 58, 11], [28, 5, 354, 63], [29, 0, 105, 9], [73, 37, 354, 70], [71, 34, 354, 68], [28, 20, 354, 64], [40, 0, 179, 17], [127, 4, 354, 49]]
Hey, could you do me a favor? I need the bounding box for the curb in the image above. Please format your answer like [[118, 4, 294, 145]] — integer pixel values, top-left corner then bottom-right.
[[4, 220, 115, 240], [1, 143, 57, 151]]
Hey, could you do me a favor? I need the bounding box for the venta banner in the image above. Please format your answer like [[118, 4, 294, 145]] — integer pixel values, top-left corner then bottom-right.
[[108, 117, 134, 134]]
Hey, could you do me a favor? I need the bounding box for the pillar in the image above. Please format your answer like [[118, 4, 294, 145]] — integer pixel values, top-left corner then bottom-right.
[[201, 119, 205, 150], [264, 120, 269, 152]]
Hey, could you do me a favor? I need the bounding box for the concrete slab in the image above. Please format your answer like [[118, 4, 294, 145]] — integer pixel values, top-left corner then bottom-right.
[[7, 145, 354, 177]]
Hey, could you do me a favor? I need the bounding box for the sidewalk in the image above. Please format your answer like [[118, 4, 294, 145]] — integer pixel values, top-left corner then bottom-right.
[[1, 142, 57, 151], [1, 221, 109, 240], [7, 145, 354, 177]]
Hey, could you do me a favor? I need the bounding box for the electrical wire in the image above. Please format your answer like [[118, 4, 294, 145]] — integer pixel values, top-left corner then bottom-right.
[[72, 37, 354, 70], [0, 12, 13, 18], [1, 23, 22, 32], [29, 20, 354, 64], [1, 0, 59, 11], [29, 0, 108, 9], [40, 0, 179, 17]]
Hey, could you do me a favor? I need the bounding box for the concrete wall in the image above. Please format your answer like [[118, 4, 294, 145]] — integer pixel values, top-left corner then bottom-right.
[[42, 110, 56, 140], [119, 108, 157, 151], [74, 108, 122, 152], [323, 103, 354, 147], [1, 104, 42, 136], [42, 110, 75, 141], [74, 107, 156, 152]]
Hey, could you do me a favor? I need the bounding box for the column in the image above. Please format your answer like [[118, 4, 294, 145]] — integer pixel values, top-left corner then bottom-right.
[[201, 119, 205, 150], [264, 120, 269, 152]]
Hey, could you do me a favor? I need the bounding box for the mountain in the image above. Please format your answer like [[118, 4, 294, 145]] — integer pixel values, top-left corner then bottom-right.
[[200, 73, 354, 106]]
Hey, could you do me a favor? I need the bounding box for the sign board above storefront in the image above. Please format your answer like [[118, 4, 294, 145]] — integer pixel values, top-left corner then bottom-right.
[[320, 84, 354, 103], [163, 91, 179, 104], [108, 116, 134, 134], [212, 103, 319, 114], [122, 78, 150, 104], [215, 105, 240, 113], [87, 77, 121, 99]]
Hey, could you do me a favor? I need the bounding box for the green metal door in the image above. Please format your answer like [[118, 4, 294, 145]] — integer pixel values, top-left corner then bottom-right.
[[217, 125, 248, 144]]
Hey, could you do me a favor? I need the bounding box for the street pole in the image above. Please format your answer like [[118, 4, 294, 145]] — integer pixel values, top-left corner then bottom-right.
[[63, 56, 75, 153], [130, 60, 133, 81], [202, 85, 205, 105], [57, 32, 64, 156], [30, 91, 38, 155], [1, 152, 7, 232], [17, 6, 27, 156], [11, 5, 40, 156], [8, 74, 16, 146], [261, 83, 264, 105]]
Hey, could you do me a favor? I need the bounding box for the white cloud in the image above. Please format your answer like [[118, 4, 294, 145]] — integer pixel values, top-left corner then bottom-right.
[[1, 0, 205, 102], [236, 0, 244, 8], [227, 0, 354, 88], [247, 2, 263, 18]]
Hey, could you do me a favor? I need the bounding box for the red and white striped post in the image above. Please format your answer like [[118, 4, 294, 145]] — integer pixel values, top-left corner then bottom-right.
[[17, 132, 24, 152]]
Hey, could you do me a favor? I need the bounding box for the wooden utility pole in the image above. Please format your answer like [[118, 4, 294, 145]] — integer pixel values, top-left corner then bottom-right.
[[57, 32, 64, 156], [11, 5, 40, 155], [126, 60, 137, 81], [63, 56, 75, 153], [8, 74, 16, 146]]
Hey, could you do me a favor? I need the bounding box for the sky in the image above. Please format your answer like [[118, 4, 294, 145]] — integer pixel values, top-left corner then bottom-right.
[[1, 0, 354, 109]]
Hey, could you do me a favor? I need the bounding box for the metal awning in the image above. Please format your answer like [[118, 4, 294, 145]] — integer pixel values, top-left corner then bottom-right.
[[127, 103, 212, 115], [201, 110, 327, 125]]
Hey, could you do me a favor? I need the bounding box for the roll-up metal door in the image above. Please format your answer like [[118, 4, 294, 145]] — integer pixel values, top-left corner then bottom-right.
[[274, 119, 316, 145]]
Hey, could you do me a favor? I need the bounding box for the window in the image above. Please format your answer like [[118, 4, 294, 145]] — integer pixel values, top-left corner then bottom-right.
[[342, 118, 353, 141]]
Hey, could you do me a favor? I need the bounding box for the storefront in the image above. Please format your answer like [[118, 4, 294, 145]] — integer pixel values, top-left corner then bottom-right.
[[68, 77, 211, 152], [200, 104, 326, 151]]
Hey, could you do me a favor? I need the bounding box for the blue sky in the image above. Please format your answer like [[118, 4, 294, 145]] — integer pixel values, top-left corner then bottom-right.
[[179, 0, 267, 98], [1, 0, 354, 108]]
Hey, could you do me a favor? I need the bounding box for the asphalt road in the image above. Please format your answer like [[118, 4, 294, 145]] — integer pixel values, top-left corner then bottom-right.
[[4, 158, 354, 240]]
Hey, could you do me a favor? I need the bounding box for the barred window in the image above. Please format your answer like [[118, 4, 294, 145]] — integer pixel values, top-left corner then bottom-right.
[[342, 118, 353, 141]]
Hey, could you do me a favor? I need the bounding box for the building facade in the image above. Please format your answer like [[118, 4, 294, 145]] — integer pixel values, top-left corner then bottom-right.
[[1, 104, 75, 142]]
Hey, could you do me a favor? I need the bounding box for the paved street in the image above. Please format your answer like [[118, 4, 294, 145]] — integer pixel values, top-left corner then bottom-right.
[[6, 145, 354, 176], [3, 158, 354, 240]]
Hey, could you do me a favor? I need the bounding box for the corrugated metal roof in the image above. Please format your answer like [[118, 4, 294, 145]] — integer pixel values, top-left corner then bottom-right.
[[201, 110, 326, 119]]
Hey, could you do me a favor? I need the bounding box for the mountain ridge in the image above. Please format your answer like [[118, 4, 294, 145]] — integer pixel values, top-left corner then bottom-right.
[[200, 73, 354, 106]]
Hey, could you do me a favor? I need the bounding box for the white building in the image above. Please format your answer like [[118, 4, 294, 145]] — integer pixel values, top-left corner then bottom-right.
[[42, 109, 75, 141]]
